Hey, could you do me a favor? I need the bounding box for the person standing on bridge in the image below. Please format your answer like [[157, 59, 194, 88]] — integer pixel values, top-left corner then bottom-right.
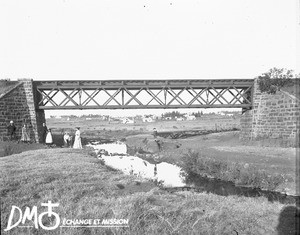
[[73, 127, 82, 149], [7, 120, 16, 141]]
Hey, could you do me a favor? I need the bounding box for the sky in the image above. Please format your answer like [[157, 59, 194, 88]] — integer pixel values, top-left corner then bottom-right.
[[1, 0, 299, 117]]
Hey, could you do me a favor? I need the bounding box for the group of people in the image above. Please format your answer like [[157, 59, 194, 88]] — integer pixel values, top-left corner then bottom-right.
[[7, 120, 82, 149], [42, 123, 82, 149], [61, 128, 82, 149], [7, 120, 31, 143]]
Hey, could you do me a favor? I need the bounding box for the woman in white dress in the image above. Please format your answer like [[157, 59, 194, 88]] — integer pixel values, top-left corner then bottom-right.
[[45, 129, 53, 147], [73, 127, 82, 149], [21, 124, 30, 143]]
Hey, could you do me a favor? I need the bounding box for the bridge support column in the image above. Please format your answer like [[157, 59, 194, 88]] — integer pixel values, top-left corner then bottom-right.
[[240, 78, 299, 147], [0, 79, 45, 143]]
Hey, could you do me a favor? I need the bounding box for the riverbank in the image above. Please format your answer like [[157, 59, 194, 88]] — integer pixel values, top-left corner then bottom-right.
[[1, 148, 298, 234], [125, 131, 298, 195]]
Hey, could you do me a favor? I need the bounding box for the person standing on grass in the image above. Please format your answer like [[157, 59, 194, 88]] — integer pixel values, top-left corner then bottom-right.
[[153, 128, 158, 139], [42, 123, 48, 144], [21, 124, 30, 143], [155, 139, 162, 151], [45, 129, 53, 147], [63, 132, 71, 147], [73, 127, 82, 149], [68, 135, 73, 148], [7, 120, 16, 141]]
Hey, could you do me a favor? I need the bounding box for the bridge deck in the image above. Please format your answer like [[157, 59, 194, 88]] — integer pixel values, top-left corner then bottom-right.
[[33, 79, 254, 109]]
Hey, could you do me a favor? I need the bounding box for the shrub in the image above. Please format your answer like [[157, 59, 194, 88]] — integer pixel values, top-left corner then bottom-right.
[[258, 67, 295, 94]]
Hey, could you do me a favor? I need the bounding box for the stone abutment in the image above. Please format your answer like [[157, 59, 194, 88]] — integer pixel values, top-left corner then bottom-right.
[[240, 79, 299, 147], [0, 79, 45, 143]]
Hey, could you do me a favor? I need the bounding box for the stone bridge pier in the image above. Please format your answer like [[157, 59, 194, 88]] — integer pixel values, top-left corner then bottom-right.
[[0, 79, 45, 143], [240, 79, 299, 147]]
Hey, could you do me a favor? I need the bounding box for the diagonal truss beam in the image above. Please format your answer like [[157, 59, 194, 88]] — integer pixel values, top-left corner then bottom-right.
[[188, 88, 208, 106], [81, 89, 101, 106], [102, 88, 122, 106], [232, 86, 252, 104], [124, 88, 144, 106], [34, 79, 254, 109], [58, 89, 78, 106], [208, 88, 229, 105], [37, 88, 59, 107], [167, 87, 187, 105], [58, 88, 79, 106], [145, 89, 165, 106]]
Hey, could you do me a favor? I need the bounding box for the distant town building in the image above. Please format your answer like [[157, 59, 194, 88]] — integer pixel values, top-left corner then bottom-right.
[[186, 115, 196, 120], [122, 118, 134, 124], [176, 117, 184, 121], [142, 116, 154, 122]]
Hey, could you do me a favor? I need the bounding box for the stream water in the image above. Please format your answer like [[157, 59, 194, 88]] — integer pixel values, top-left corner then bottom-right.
[[86, 141, 299, 205], [87, 141, 185, 187]]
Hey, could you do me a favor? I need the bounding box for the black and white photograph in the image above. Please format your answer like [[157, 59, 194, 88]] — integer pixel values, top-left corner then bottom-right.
[[1, 0, 300, 234]]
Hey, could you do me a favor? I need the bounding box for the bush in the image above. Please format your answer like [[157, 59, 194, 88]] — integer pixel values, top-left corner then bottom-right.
[[258, 68, 295, 94]]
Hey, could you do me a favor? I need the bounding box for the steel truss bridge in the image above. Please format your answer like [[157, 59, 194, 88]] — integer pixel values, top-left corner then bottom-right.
[[33, 79, 254, 110]]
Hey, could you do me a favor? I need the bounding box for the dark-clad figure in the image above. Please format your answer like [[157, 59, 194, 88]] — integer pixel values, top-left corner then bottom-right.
[[153, 128, 158, 139], [42, 123, 48, 144], [7, 120, 16, 141]]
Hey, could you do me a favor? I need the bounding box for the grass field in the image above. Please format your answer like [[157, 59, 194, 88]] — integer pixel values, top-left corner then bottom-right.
[[1, 148, 298, 235], [46, 117, 240, 138], [0, 141, 47, 157]]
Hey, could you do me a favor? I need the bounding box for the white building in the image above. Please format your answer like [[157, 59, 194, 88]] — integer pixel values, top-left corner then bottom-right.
[[122, 118, 134, 124], [142, 117, 154, 122], [186, 115, 196, 120]]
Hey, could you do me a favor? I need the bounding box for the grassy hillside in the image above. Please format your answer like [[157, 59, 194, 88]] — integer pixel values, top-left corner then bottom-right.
[[0, 148, 298, 235], [0, 141, 46, 157]]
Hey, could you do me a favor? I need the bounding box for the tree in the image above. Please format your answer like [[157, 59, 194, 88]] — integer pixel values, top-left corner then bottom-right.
[[163, 111, 184, 118], [258, 67, 297, 94], [191, 111, 202, 117]]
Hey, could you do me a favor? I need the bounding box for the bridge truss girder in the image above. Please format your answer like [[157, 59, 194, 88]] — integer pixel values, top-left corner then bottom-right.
[[33, 79, 254, 110]]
